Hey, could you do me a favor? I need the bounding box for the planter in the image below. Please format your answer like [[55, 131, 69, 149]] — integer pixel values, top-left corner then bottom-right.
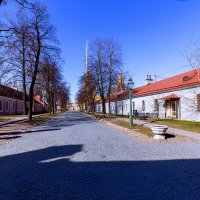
[[150, 125, 168, 140]]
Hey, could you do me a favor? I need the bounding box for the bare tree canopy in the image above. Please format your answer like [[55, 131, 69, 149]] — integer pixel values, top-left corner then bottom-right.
[[0, 0, 31, 7], [88, 38, 123, 114], [76, 38, 123, 114], [0, 1, 70, 120]]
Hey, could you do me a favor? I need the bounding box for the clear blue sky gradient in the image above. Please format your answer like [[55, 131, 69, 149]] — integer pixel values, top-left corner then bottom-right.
[[6, 0, 200, 101]]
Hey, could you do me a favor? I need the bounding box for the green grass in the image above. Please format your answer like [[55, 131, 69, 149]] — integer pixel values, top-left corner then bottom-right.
[[108, 119, 153, 137], [108, 113, 129, 118], [32, 114, 54, 122], [86, 112, 106, 119], [147, 118, 200, 133]]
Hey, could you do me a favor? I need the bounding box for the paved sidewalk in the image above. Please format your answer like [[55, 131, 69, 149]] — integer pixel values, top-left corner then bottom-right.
[[121, 118, 200, 140]]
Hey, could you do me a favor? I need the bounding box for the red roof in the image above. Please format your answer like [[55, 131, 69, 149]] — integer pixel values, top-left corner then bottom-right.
[[34, 96, 45, 105], [0, 84, 24, 100], [133, 69, 200, 97], [95, 69, 200, 104], [163, 94, 180, 99]]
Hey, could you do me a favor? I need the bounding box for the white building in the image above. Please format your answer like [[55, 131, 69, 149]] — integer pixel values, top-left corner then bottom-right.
[[95, 69, 200, 121]]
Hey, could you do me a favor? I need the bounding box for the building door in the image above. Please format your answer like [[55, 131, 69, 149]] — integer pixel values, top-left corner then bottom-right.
[[166, 99, 179, 119]]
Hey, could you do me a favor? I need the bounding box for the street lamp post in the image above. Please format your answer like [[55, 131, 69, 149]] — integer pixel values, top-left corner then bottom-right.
[[127, 78, 134, 127]]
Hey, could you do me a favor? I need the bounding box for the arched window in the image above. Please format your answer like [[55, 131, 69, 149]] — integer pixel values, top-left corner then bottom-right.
[[197, 94, 200, 111], [142, 100, 145, 111], [154, 99, 159, 111]]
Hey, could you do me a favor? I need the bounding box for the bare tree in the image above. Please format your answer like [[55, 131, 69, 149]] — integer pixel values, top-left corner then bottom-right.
[[0, 1, 69, 118], [0, 0, 31, 7], [58, 81, 70, 112], [76, 71, 96, 113], [88, 38, 123, 115], [42, 60, 60, 114], [88, 39, 107, 114], [105, 38, 122, 114], [25, 2, 58, 120], [5, 12, 31, 114]]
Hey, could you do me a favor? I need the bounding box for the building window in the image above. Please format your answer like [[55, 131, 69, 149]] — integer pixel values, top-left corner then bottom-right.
[[154, 99, 159, 111], [125, 104, 127, 111], [197, 94, 200, 111], [142, 100, 145, 111], [12, 101, 15, 112], [132, 101, 135, 110], [17, 102, 20, 112], [6, 100, 9, 112], [0, 99, 3, 112]]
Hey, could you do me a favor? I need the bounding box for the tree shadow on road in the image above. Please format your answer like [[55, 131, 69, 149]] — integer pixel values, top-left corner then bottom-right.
[[0, 144, 200, 200], [0, 112, 96, 143]]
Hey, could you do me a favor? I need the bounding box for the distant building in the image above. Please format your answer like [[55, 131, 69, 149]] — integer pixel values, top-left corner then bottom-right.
[[95, 69, 200, 121], [0, 84, 47, 115], [68, 103, 80, 111]]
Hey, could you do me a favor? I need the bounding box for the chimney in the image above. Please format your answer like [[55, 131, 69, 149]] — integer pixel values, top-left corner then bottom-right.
[[12, 86, 18, 91], [145, 75, 153, 85]]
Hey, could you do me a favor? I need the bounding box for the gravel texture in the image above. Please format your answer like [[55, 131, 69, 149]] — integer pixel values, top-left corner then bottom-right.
[[0, 111, 200, 199]]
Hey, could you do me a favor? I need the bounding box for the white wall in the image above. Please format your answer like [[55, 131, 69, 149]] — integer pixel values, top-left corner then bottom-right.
[[95, 85, 200, 121]]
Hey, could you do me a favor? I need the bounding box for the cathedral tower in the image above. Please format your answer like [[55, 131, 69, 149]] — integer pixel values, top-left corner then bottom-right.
[[85, 41, 88, 74]]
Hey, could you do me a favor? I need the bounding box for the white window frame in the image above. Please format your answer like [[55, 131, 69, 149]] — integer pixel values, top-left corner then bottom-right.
[[0, 99, 3, 112], [6, 99, 9, 112], [142, 100, 145, 111], [196, 94, 200, 111]]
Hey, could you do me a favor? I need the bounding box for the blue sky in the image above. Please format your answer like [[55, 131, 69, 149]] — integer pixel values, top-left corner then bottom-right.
[[3, 0, 200, 101]]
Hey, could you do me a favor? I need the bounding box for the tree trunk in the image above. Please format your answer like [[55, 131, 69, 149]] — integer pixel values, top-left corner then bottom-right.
[[115, 99, 118, 114], [23, 94, 27, 115], [108, 95, 111, 114], [22, 33, 28, 115], [28, 86, 34, 121], [101, 96, 106, 116]]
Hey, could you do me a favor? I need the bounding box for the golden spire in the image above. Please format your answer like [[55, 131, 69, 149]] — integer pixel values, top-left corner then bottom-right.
[[85, 41, 88, 74], [118, 70, 124, 86]]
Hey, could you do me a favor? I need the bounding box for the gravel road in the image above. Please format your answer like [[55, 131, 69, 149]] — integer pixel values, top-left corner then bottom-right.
[[1, 111, 200, 200]]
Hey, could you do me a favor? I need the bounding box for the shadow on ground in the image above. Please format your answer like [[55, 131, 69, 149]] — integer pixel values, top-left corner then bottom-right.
[[0, 111, 96, 137], [0, 144, 200, 200]]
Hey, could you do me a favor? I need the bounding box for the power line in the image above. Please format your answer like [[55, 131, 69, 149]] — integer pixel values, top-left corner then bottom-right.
[[156, 65, 189, 77]]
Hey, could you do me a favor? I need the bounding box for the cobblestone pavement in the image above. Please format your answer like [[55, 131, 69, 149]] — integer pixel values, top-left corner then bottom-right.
[[1, 111, 200, 200]]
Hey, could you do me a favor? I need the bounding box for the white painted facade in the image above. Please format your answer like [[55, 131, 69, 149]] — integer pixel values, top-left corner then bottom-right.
[[95, 84, 200, 121]]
